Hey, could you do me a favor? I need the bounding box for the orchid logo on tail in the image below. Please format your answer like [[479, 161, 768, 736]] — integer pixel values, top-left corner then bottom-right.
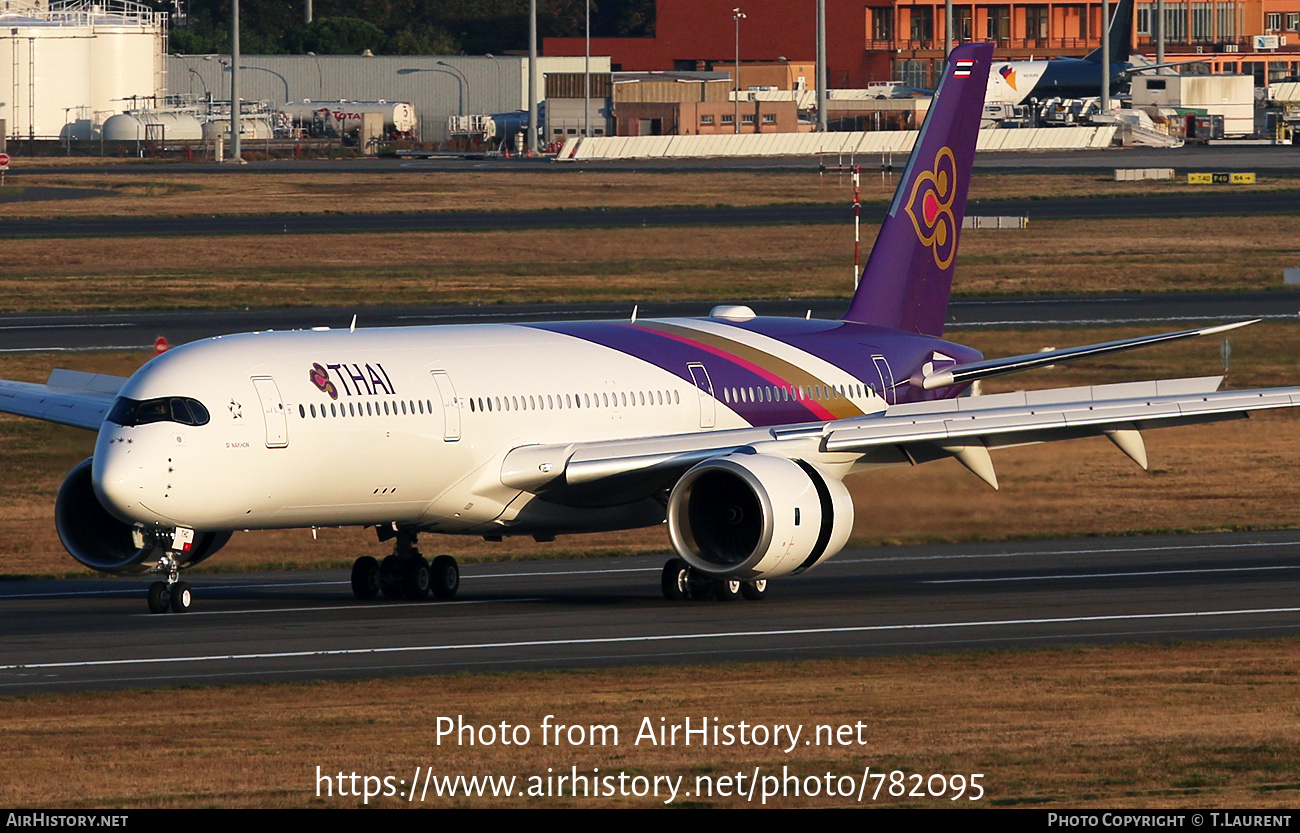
[[903, 146, 958, 270]]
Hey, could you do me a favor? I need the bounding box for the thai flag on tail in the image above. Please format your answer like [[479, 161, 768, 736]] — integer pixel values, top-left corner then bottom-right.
[[953, 59, 975, 77]]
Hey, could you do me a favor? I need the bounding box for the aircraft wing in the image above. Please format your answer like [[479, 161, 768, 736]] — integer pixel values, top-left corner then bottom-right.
[[914, 320, 1254, 390], [0, 369, 126, 430], [501, 376, 1300, 496], [1122, 59, 1209, 75]]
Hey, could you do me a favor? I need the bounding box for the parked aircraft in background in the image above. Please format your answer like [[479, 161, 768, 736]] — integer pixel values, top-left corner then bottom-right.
[[3, 43, 1297, 614], [984, 0, 1151, 105]]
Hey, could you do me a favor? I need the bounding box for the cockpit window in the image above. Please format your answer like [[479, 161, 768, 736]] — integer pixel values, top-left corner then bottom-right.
[[107, 396, 210, 427]]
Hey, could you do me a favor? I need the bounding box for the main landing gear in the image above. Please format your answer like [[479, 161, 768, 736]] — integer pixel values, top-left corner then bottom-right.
[[661, 558, 767, 602], [145, 553, 193, 614], [350, 528, 458, 603]]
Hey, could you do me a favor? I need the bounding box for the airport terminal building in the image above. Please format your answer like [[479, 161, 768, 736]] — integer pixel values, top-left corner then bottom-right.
[[545, 0, 1300, 90]]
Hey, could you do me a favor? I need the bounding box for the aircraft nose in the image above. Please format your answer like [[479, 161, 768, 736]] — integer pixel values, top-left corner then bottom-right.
[[92, 431, 150, 522]]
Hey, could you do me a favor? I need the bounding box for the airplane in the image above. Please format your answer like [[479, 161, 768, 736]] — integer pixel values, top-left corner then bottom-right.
[[983, 0, 1174, 106], [3, 42, 1299, 614]]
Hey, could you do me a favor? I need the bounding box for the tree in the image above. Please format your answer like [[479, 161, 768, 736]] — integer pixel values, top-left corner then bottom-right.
[[284, 17, 388, 55], [168, 0, 656, 56]]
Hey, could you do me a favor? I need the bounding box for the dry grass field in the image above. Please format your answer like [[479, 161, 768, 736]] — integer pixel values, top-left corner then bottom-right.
[[0, 214, 1293, 311], [3, 644, 1299, 808], [1, 167, 1296, 219], [0, 167, 1293, 311]]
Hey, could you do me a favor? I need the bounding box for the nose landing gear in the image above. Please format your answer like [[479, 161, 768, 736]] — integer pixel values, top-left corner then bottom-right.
[[145, 553, 192, 614]]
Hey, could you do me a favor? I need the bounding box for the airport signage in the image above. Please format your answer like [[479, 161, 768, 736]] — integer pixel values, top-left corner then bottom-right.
[[1187, 172, 1255, 184]]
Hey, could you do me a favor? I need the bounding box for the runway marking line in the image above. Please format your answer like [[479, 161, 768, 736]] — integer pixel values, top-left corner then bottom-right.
[[0, 567, 658, 601], [840, 538, 1300, 564], [4, 605, 1299, 672], [924, 565, 1300, 584], [162, 597, 544, 617]]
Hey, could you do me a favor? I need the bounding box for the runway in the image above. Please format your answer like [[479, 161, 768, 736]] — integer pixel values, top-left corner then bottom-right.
[[0, 190, 1295, 239], [2, 529, 1298, 692]]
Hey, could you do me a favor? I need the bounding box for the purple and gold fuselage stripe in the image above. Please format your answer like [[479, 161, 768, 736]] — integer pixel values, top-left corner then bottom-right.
[[631, 321, 862, 420], [527, 321, 844, 425]]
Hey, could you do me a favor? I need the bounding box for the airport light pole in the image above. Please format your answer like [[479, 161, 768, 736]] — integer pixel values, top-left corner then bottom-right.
[[398, 67, 466, 125], [528, 0, 538, 153], [230, 65, 289, 106], [733, 7, 746, 134], [484, 54, 508, 111], [945, 0, 953, 57], [229, 0, 240, 163], [816, 0, 827, 132], [1100, 0, 1111, 113], [584, 0, 591, 136], [1156, 0, 1165, 66], [306, 51, 323, 99], [184, 66, 208, 99], [436, 61, 471, 116]]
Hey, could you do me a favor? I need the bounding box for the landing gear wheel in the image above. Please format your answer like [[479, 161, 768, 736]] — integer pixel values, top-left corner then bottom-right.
[[686, 571, 712, 600], [170, 581, 193, 613], [714, 578, 743, 601], [147, 581, 170, 614], [741, 579, 768, 601], [662, 558, 711, 600], [402, 556, 432, 600], [377, 554, 402, 599], [351, 556, 380, 600], [430, 555, 459, 600], [662, 558, 690, 601]]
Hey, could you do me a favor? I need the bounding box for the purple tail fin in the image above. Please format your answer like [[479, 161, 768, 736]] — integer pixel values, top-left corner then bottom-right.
[[843, 43, 993, 336]]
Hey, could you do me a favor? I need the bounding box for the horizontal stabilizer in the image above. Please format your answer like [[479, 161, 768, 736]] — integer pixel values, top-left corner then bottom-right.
[[915, 320, 1255, 390]]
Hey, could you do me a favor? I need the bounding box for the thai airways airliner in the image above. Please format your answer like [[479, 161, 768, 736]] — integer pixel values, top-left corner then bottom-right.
[[4, 43, 1298, 613]]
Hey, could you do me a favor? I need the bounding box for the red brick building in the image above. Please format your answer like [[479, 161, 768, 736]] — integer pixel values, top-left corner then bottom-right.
[[545, 0, 1300, 89], [545, 71, 802, 138]]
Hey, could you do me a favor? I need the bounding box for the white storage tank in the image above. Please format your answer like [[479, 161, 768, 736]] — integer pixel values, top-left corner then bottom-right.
[[0, 0, 164, 140], [88, 6, 164, 121], [201, 117, 275, 141], [280, 100, 417, 135], [102, 111, 204, 141]]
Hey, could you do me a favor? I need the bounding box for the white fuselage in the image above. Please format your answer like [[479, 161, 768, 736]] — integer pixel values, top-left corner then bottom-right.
[[92, 320, 893, 538]]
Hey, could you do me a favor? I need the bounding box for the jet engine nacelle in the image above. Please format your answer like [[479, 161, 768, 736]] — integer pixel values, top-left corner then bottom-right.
[[55, 458, 229, 574], [667, 453, 853, 580]]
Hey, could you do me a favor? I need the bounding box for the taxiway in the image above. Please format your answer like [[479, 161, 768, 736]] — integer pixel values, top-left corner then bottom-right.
[[2, 530, 1298, 693]]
